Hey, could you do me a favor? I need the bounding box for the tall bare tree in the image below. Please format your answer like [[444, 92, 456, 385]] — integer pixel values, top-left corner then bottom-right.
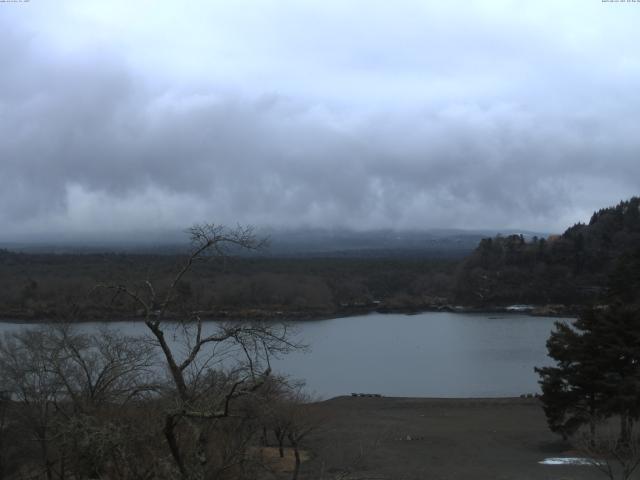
[[95, 223, 301, 479], [0, 224, 303, 480]]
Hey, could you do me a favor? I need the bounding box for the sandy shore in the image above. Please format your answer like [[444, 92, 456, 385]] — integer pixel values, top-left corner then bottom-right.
[[301, 396, 602, 480]]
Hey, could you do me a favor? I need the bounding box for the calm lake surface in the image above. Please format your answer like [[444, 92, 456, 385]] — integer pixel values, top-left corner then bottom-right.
[[0, 312, 566, 399]]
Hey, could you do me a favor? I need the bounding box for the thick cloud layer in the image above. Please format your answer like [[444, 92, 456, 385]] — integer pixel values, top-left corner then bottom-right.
[[1, 1, 639, 241]]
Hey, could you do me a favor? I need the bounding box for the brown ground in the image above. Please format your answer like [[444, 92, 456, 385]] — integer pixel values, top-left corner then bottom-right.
[[297, 396, 604, 480]]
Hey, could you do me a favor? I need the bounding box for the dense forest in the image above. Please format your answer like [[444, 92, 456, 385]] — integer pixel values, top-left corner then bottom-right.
[[0, 197, 638, 321], [454, 197, 640, 310], [0, 252, 457, 321]]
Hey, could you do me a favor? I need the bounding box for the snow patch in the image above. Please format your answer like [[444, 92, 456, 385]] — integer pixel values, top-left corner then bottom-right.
[[539, 457, 600, 466], [506, 304, 534, 311]]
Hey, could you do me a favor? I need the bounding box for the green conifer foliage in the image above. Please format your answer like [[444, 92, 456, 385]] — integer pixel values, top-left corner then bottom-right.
[[537, 305, 640, 443]]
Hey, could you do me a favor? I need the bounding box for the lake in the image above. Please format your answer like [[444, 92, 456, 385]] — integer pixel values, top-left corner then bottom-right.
[[0, 312, 566, 399]]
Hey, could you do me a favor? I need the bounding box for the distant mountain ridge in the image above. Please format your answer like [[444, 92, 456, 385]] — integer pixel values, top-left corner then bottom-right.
[[0, 227, 547, 258]]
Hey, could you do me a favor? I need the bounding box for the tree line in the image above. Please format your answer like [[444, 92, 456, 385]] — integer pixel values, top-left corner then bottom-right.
[[0, 249, 457, 322]]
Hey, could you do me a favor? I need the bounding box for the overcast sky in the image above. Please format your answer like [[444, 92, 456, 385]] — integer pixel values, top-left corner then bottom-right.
[[1, 0, 639, 241]]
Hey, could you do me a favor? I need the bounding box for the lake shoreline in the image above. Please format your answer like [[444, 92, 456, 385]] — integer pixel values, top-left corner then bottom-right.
[[0, 303, 578, 324]]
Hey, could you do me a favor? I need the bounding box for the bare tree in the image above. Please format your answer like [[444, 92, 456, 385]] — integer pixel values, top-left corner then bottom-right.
[[0, 224, 303, 480], [44, 325, 157, 411], [94, 223, 301, 479], [50, 326, 160, 479], [262, 387, 322, 480], [576, 421, 640, 480], [0, 328, 62, 480], [0, 389, 10, 480], [0, 325, 161, 480]]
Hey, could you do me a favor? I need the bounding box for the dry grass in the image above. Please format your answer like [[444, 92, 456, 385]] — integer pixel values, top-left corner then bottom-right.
[[254, 447, 310, 473]]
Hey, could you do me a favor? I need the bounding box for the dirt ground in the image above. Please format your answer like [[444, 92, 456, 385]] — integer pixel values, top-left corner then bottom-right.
[[296, 396, 605, 480]]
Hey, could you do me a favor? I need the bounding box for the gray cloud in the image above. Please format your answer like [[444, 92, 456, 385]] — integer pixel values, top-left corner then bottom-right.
[[1, 1, 639, 241]]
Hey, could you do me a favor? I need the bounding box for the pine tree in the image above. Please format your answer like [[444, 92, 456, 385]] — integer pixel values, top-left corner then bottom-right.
[[607, 247, 640, 306], [595, 305, 640, 444], [537, 305, 640, 444], [535, 311, 608, 440]]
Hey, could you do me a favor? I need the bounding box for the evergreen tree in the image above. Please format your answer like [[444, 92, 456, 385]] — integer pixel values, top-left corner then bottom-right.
[[595, 305, 640, 444], [607, 246, 640, 306], [535, 311, 608, 440], [537, 305, 640, 444]]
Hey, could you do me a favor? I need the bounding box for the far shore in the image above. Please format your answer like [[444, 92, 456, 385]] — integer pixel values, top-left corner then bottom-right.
[[0, 303, 579, 324]]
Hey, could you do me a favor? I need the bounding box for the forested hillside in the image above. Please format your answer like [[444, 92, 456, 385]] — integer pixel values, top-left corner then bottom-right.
[[455, 197, 640, 308]]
